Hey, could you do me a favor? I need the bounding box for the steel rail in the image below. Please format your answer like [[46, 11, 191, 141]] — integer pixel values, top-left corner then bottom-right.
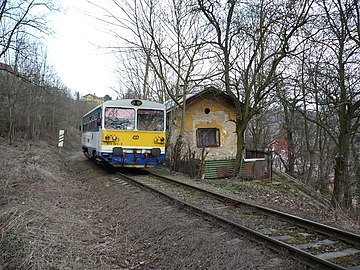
[[117, 172, 352, 270], [148, 171, 360, 247]]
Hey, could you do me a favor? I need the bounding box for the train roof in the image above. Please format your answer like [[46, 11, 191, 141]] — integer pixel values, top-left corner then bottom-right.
[[103, 99, 165, 109], [82, 99, 165, 117]]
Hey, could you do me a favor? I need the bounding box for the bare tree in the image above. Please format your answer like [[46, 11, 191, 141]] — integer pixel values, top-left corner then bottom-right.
[[85, 0, 162, 101], [197, 0, 314, 175], [0, 1, 100, 145], [0, 0, 61, 143], [105, 0, 211, 105], [281, 0, 360, 209], [346, 0, 360, 47], [0, 0, 52, 60], [308, 0, 360, 209]]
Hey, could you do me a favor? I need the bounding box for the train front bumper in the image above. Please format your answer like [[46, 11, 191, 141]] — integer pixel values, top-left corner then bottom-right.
[[99, 147, 165, 167]]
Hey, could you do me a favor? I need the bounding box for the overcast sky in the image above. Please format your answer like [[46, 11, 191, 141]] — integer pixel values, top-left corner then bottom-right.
[[46, 0, 119, 99]]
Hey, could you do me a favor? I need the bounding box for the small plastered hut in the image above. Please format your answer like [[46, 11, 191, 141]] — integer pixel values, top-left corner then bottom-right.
[[166, 86, 239, 178]]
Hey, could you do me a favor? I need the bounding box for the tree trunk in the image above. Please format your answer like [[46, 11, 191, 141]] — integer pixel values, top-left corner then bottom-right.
[[234, 116, 247, 175], [7, 94, 16, 144], [331, 104, 352, 209], [287, 130, 295, 175], [172, 135, 183, 171]]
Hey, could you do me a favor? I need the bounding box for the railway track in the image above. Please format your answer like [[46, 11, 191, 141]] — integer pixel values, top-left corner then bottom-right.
[[115, 170, 360, 270]]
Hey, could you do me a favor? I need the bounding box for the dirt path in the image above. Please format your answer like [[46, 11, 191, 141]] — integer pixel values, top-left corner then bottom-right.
[[1, 141, 304, 269]]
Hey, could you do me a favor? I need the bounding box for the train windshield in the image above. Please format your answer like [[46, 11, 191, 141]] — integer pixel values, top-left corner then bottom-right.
[[137, 109, 164, 131], [104, 107, 135, 130]]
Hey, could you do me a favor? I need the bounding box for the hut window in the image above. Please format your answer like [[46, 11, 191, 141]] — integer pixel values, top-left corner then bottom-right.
[[196, 128, 220, 148]]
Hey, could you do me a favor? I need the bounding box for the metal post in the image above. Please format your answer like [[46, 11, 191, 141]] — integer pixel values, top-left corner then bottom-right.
[[58, 129, 64, 154]]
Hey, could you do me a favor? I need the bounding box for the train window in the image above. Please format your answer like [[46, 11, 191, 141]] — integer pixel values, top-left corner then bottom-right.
[[104, 107, 135, 130], [137, 109, 164, 131], [82, 109, 101, 132], [196, 128, 220, 148]]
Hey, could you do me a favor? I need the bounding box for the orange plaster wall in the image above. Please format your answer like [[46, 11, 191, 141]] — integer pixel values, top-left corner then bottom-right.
[[186, 98, 236, 132], [169, 96, 237, 160]]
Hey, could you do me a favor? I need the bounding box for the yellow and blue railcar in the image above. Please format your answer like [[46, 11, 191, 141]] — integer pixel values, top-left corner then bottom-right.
[[81, 99, 166, 168]]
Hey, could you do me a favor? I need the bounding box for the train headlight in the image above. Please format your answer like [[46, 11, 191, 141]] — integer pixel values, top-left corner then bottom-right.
[[112, 135, 117, 141], [153, 136, 165, 144], [105, 135, 110, 141]]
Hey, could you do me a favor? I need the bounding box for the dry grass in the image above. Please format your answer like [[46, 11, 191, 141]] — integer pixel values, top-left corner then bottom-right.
[[0, 139, 303, 269]]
